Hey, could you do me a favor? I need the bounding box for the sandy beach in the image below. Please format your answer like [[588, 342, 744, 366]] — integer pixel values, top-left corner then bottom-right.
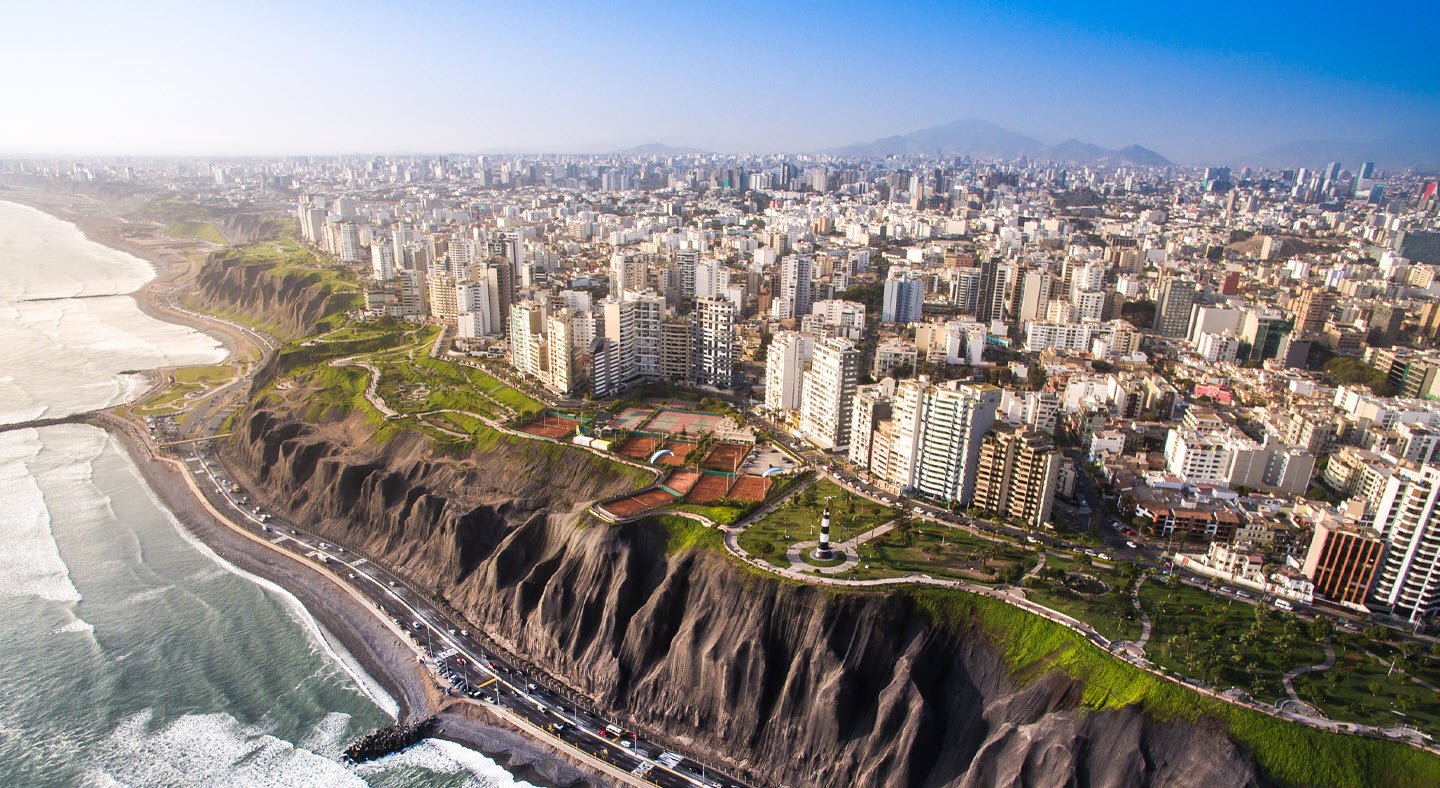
[[0, 183, 606, 788]]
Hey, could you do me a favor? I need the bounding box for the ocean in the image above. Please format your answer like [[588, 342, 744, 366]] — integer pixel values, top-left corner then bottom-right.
[[0, 200, 530, 787]]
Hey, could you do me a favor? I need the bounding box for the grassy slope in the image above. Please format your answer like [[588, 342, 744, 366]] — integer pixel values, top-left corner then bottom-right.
[[912, 587, 1440, 788]]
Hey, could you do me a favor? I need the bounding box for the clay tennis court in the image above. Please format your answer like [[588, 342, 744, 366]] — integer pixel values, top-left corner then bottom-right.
[[684, 473, 734, 504], [600, 487, 678, 518], [519, 414, 581, 439], [658, 441, 697, 466], [728, 474, 771, 502], [701, 442, 749, 471], [642, 409, 726, 436], [617, 435, 661, 460], [610, 406, 655, 430], [664, 469, 701, 495]]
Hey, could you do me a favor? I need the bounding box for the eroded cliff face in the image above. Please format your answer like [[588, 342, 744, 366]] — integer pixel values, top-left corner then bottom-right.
[[192, 254, 355, 338], [227, 403, 1264, 788]]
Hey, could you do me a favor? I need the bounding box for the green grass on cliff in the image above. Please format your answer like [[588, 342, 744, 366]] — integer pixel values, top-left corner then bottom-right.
[[654, 515, 726, 554], [166, 220, 228, 245], [910, 587, 1440, 788]]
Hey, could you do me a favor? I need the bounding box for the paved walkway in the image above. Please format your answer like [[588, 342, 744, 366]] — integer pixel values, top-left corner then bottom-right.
[[786, 519, 898, 575], [1109, 575, 1153, 659], [1283, 643, 1338, 709]]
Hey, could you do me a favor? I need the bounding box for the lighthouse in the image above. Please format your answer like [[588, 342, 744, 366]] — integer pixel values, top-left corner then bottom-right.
[[816, 504, 833, 559]]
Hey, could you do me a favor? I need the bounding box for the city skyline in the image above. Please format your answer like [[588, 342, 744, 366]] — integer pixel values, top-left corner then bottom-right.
[[2, 1, 1437, 164]]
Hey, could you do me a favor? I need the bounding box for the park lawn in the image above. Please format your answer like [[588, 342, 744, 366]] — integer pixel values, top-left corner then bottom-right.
[[165, 220, 228, 245], [1139, 581, 1328, 703], [737, 478, 894, 565], [652, 515, 726, 555], [461, 363, 544, 413], [173, 364, 235, 386], [832, 523, 1034, 585], [1292, 645, 1440, 738]]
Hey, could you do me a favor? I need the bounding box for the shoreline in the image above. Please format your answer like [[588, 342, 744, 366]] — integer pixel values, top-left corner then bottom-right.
[[0, 187, 603, 788]]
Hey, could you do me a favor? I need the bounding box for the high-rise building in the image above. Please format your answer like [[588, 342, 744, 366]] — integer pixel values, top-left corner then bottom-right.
[[660, 317, 694, 383], [695, 258, 730, 300], [1369, 464, 1440, 623], [337, 222, 361, 263], [887, 379, 1000, 504], [1153, 276, 1198, 338], [693, 297, 735, 389], [882, 269, 924, 324], [603, 291, 664, 386], [976, 257, 1012, 324], [370, 240, 394, 281], [1302, 522, 1384, 610], [456, 279, 497, 337], [427, 274, 460, 321], [848, 381, 894, 469], [508, 300, 547, 381], [764, 331, 814, 412], [972, 424, 1061, 528], [798, 337, 859, 450], [778, 255, 814, 319], [1015, 269, 1053, 325], [610, 251, 647, 295], [676, 249, 699, 299], [1293, 286, 1336, 339]]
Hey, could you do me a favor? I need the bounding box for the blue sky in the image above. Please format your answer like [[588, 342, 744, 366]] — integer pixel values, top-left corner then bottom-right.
[[1, 0, 1435, 161]]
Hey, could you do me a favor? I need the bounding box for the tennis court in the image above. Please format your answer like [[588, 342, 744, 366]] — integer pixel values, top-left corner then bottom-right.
[[664, 469, 701, 495], [600, 488, 678, 519], [617, 435, 661, 460], [685, 473, 734, 504], [659, 441, 697, 466], [642, 409, 727, 436], [728, 474, 771, 502], [611, 407, 655, 430], [701, 442, 749, 471], [519, 414, 581, 439]]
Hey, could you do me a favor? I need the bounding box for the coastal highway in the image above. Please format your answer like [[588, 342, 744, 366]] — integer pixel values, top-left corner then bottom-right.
[[176, 438, 748, 788]]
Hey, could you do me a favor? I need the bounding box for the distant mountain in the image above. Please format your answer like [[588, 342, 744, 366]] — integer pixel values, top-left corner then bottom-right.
[[1236, 131, 1440, 170], [831, 119, 1171, 165], [612, 142, 705, 156], [831, 118, 1043, 159]]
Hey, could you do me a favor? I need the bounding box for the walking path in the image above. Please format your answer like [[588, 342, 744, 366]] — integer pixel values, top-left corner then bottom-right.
[[786, 519, 898, 575], [1283, 643, 1338, 714]]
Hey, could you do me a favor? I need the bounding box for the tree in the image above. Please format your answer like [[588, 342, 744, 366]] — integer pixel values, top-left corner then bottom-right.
[[1026, 363, 1047, 391]]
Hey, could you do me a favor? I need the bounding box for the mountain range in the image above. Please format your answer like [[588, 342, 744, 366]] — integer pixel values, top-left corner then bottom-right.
[[828, 118, 1172, 166], [1235, 130, 1440, 169], [611, 142, 707, 156]]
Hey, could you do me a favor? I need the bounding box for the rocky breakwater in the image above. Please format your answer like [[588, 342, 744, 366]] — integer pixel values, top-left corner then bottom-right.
[[226, 401, 1266, 788]]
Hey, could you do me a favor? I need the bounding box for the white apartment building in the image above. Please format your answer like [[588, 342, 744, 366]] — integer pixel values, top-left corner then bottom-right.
[[803, 299, 867, 340], [778, 255, 814, 319], [765, 331, 814, 413], [603, 291, 664, 385], [1369, 464, 1440, 623], [1195, 331, 1241, 364], [508, 301, 547, 381], [693, 297, 735, 389], [798, 336, 859, 450], [883, 379, 1000, 503], [610, 251, 646, 294]]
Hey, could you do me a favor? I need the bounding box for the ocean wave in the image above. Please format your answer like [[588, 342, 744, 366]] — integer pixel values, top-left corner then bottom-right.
[[48, 618, 96, 636], [119, 442, 401, 719], [0, 430, 84, 603], [366, 739, 542, 788], [89, 710, 369, 788]]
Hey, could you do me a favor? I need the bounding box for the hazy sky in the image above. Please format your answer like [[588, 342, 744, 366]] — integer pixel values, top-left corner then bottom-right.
[[2, 1, 1436, 162]]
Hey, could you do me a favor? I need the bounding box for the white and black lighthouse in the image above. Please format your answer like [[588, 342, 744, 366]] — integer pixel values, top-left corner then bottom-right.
[[816, 504, 833, 559]]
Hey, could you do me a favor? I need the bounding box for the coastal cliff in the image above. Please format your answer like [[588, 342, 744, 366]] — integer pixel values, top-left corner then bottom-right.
[[224, 399, 1267, 788], [191, 250, 359, 339]]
